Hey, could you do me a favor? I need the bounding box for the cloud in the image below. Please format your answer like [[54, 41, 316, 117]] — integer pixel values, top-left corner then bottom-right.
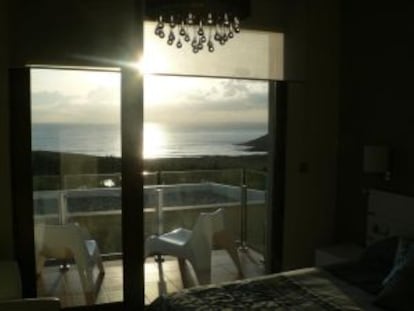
[[31, 91, 78, 123], [32, 91, 77, 107], [186, 80, 266, 107], [31, 89, 120, 124], [185, 79, 265, 104], [31, 73, 267, 128], [221, 80, 250, 97], [145, 78, 268, 126], [86, 86, 120, 106]]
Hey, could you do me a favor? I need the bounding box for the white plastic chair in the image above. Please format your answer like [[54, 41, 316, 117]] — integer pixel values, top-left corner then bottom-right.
[[145, 208, 243, 286], [34, 223, 104, 304]]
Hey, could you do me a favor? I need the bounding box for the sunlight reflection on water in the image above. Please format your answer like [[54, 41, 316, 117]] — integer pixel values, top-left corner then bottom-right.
[[144, 122, 167, 159]]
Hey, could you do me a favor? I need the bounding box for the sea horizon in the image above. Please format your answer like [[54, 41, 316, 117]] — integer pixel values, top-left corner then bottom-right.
[[31, 122, 267, 159]]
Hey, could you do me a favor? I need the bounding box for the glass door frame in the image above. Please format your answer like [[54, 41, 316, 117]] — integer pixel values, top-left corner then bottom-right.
[[9, 66, 145, 310], [10, 68, 35, 298], [138, 74, 287, 278], [266, 81, 287, 273]]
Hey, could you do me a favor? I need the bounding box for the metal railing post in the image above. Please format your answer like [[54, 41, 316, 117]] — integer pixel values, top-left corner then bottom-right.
[[156, 188, 164, 236], [155, 183, 167, 296], [239, 167, 248, 250], [58, 190, 68, 225], [58, 189, 70, 270], [156, 170, 162, 185], [238, 169, 261, 265]]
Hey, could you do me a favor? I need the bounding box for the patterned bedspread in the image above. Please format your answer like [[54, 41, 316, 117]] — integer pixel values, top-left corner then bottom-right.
[[148, 268, 363, 310]]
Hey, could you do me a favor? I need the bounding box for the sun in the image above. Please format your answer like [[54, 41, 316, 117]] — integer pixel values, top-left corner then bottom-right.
[[134, 49, 168, 75]]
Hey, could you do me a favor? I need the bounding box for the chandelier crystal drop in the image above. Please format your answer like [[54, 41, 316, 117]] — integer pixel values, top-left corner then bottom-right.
[[154, 12, 241, 53], [146, 0, 250, 54]]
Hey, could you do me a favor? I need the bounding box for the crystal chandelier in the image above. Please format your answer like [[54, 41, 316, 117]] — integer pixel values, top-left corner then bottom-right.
[[146, 0, 250, 53]]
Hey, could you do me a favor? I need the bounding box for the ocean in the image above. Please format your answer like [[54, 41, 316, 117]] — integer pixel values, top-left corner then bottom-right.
[[31, 123, 267, 158]]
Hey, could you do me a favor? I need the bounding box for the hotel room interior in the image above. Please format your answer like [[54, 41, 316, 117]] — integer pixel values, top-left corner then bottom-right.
[[1, 0, 414, 310]]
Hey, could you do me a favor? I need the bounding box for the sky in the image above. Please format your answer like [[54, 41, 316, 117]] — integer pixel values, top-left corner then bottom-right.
[[31, 68, 268, 128]]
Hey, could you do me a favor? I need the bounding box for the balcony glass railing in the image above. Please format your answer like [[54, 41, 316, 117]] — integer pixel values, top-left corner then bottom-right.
[[33, 169, 267, 255], [245, 169, 267, 253]]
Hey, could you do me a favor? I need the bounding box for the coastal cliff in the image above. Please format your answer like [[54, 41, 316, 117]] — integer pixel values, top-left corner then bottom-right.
[[239, 134, 268, 152]]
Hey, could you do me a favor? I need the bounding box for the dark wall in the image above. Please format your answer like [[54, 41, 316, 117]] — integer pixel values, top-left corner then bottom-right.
[[0, 0, 13, 259], [9, 0, 141, 67], [243, 0, 285, 32], [282, 0, 340, 269], [336, 2, 414, 244]]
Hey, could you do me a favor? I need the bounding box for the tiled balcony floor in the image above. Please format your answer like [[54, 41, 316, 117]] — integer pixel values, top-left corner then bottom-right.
[[37, 248, 265, 308]]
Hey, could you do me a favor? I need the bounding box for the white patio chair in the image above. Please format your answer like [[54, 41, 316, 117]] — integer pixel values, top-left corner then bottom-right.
[[145, 208, 243, 286], [34, 223, 104, 304]]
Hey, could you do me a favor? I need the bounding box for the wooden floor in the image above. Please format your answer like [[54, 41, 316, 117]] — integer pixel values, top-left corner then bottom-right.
[[37, 248, 265, 308]]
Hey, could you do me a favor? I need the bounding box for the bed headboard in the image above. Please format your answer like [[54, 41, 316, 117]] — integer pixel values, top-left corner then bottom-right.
[[367, 189, 414, 245]]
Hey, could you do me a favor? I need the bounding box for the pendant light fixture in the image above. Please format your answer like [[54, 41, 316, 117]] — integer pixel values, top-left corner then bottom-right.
[[146, 0, 250, 53]]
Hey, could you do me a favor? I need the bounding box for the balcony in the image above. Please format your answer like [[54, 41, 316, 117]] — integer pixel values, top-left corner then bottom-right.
[[38, 250, 265, 307], [34, 169, 267, 307]]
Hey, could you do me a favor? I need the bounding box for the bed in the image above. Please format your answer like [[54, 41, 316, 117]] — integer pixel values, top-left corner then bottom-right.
[[148, 189, 414, 311], [148, 266, 384, 310]]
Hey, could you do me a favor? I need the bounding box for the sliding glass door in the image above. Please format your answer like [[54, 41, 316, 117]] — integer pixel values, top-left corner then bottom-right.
[[31, 68, 124, 307], [142, 74, 272, 304], [9, 67, 128, 308]]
